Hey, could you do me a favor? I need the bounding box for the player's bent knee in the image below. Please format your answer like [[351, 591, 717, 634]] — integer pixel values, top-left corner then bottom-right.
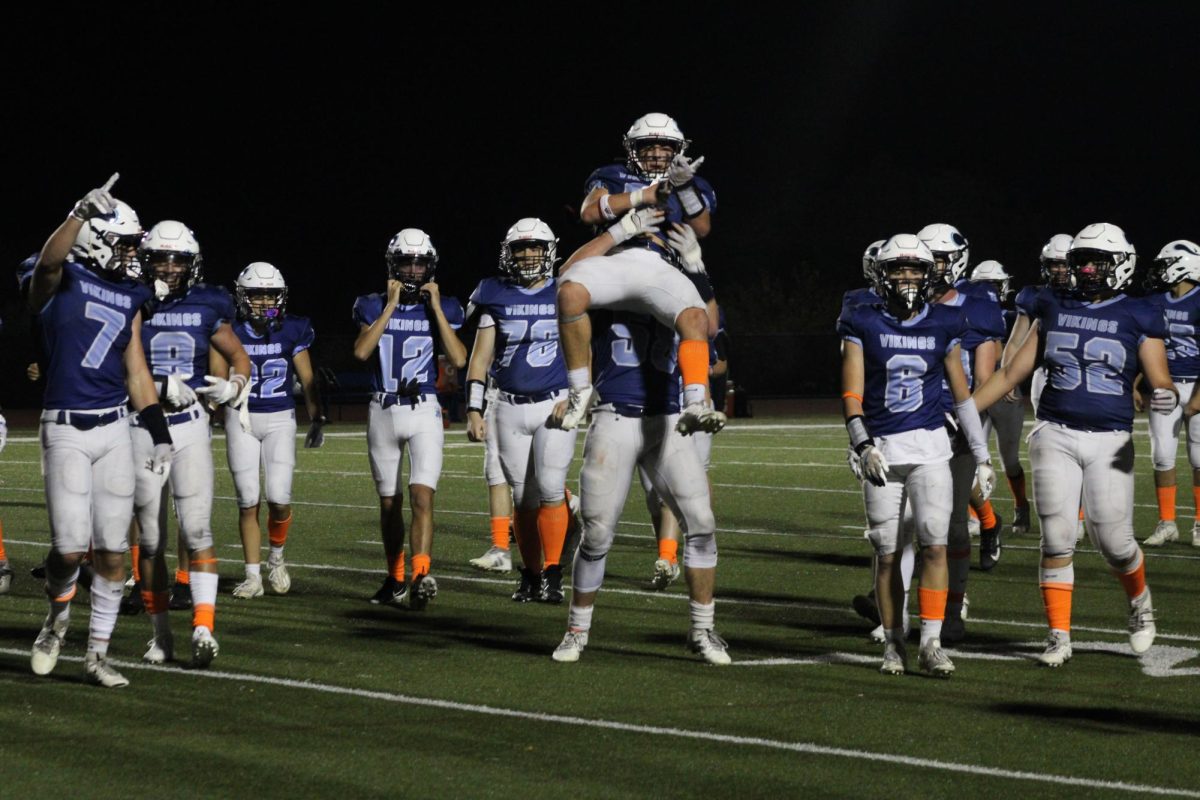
[[674, 307, 707, 340], [683, 531, 718, 569]]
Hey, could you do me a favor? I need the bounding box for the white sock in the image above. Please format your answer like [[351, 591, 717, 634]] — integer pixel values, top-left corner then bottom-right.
[[190, 571, 219, 617], [683, 383, 706, 408], [689, 600, 716, 630], [920, 618, 943, 647], [567, 604, 593, 632], [87, 576, 124, 656], [269, 545, 285, 562], [567, 368, 590, 391], [245, 563, 261, 578]]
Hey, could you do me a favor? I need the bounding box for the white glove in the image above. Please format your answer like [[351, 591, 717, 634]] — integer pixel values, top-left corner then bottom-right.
[[197, 374, 249, 406], [153, 279, 170, 300], [667, 223, 706, 275], [860, 444, 889, 487], [667, 153, 705, 187], [846, 446, 864, 482], [0, 413, 7, 454], [975, 461, 996, 501], [1151, 387, 1179, 415], [608, 207, 665, 246], [305, 416, 328, 449], [158, 373, 197, 411], [70, 173, 119, 221], [145, 443, 173, 486]]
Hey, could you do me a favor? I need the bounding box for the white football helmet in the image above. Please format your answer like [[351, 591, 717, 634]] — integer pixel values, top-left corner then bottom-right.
[[139, 220, 203, 295], [971, 259, 1012, 301], [236, 262, 288, 327], [623, 113, 689, 180], [1150, 240, 1200, 290], [917, 223, 970, 287], [72, 199, 143, 276], [386, 228, 438, 299], [862, 239, 886, 283], [500, 218, 557, 285], [1068, 222, 1136, 295], [1039, 233, 1073, 290], [874, 234, 935, 313]]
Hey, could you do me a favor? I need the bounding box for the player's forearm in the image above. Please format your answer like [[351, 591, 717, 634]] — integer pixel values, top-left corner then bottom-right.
[[581, 190, 635, 225], [1001, 317, 1035, 368], [126, 363, 160, 411], [973, 341, 998, 387], [353, 309, 395, 361], [439, 328, 468, 369], [466, 340, 492, 384], [686, 209, 712, 239]]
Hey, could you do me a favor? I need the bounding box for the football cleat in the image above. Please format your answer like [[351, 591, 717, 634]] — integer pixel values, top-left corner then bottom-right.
[[267, 556, 291, 595], [1145, 519, 1179, 547], [369, 576, 407, 606], [0, 562, 13, 595], [551, 629, 588, 663], [869, 624, 886, 644], [84, 653, 130, 688], [29, 560, 47, 579], [30, 611, 70, 676], [540, 564, 564, 604], [918, 638, 955, 677], [1037, 630, 1073, 667], [676, 403, 727, 436], [169, 581, 193, 611], [1193, 520, 1200, 548], [511, 567, 541, 603], [1011, 505, 1031, 535], [119, 582, 145, 615], [556, 385, 596, 431], [879, 641, 907, 675], [469, 545, 512, 573], [852, 591, 881, 626], [408, 572, 438, 611], [191, 625, 219, 668], [688, 628, 732, 665], [980, 513, 1003, 571], [941, 614, 966, 645], [651, 558, 681, 591], [144, 633, 174, 664], [1129, 589, 1156, 654], [232, 573, 264, 599]]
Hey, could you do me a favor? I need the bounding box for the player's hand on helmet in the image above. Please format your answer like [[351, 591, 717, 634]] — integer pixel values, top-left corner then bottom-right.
[[70, 173, 119, 221], [157, 373, 197, 411], [667, 153, 705, 188], [859, 444, 889, 487], [197, 373, 249, 406], [1151, 387, 1179, 415], [845, 445, 863, 482], [466, 411, 486, 443], [146, 443, 173, 486], [0, 413, 7, 454], [975, 461, 996, 501], [667, 223, 706, 275], [386, 279, 403, 307], [420, 281, 440, 307], [304, 415, 328, 449]]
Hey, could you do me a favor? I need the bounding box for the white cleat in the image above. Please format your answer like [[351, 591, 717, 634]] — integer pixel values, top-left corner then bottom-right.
[[869, 624, 886, 644], [84, 653, 129, 688], [231, 573, 264, 599], [191, 625, 219, 669], [468, 545, 512, 573], [879, 641, 907, 675], [1145, 520, 1179, 547], [688, 627, 732, 665], [918, 638, 955, 678], [1192, 520, 1200, 548], [267, 556, 291, 595], [0, 562, 13, 595], [143, 633, 174, 664], [30, 610, 70, 676], [1129, 589, 1156, 654], [676, 403, 727, 436], [650, 558, 680, 590], [556, 385, 596, 431], [407, 573, 438, 611], [552, 629, 588, 663], [1037, 630, 1073, 667]]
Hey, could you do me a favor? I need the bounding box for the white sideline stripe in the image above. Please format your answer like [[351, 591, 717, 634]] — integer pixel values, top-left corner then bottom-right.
[[0, 648, 1193, 798]]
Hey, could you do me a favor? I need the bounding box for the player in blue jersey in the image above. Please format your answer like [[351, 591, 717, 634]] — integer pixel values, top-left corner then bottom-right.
[[463, 218, 577, 603], [840, 234, 993, 676], [554, 113, 725, 436], [130, 220, 251, 668], [353, 228, 467, 609], [27, 174, 174, 688], [975, 223, 1174, 667], [1139, 241, 1200, 547], [214, 262, 325, 598], [549, 214, 728, 666]]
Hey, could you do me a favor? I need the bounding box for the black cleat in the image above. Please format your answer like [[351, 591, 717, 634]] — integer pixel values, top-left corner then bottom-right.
[[852, 590, 881, 626], [168, 581, 193, 611], [30, 559, 47, 579], [511, 567, 541, 603], [540, 564, 564, 604], [980, 513, 1003, 571], [120, 582, 145, 616], [369, 576, 407, 606]]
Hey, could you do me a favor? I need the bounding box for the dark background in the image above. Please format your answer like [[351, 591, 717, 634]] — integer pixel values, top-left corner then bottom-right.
[[6, 3, 1200, 403]]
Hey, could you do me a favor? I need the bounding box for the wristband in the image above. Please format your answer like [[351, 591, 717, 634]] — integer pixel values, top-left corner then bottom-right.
[[467, 379, 486, 413], [677, 182, 706, 218], [598, 194, 617, 222], [139, 403, 173, 446], [846, 414, 874, 455], [629, 188, 644, 207]]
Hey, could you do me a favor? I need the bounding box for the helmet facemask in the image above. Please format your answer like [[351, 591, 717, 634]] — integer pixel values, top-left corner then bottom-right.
[[237, 286, 288, 328], [1068, 249, 1128, 297], [144, 251, 201, 297], [501, 240, 554, 285], [1041, 257, 1072, 292], [625, 138, 684, 181], [878, 260, 930, 316], [387, 254, 435, 301]]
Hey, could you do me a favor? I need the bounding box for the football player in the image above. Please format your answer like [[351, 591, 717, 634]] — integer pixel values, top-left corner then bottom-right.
[[974, 223, 1170, 666], [466, 376, 515, 573], [555, 113, 724, 436], [27, 175, 174, 687], [131, 220, 251, 668], [464, 219, 576, 602], [353, 229, 467, 609], [217, 262, 324, 598], [840, 234, 993, 676], [550, 208, 729, 665], [1139, 241, 1200, 547]]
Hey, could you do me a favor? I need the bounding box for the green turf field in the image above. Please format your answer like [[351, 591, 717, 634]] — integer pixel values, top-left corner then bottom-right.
[[1, 415, 1198, 799]]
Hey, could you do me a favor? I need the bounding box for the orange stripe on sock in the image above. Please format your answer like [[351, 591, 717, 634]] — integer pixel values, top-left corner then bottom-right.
[[658, 538, 679, 563], [490, 516, 511, 550], [192, 603, 215, 631], [537, 504, 569, 567], [53, 585, 77, 603], [1040, 583, 1073, 632], [918, 587, 948, 621], [175, 569, 190, 585], [1115, 556, 1147, 600], [268, 513, 292, 548], [143, 590, 169, 615], [130, 544, 141, 583], [389, 552, 406, 582], [1156, 485, 1177, 521], [411, 553, 431, 578], [978, 500, 997, 530], [678, 339, 710, 390]]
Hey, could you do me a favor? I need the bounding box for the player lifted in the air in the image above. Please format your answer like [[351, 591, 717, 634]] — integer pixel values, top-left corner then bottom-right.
[[554, 113, 724, 436], [353, 229, 467, 609]]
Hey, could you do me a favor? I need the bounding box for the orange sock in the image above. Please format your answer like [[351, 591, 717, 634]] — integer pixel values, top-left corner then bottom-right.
[[130, 544, 141, 583], [537, 504, 569, 567], [490, 516, 511, 550], [658, 538, 679, 564], [1078, 506, 1085, 521], [1008, 472, 1028, 508], [1194, 486, 1200, 518], [0, 519, 7, 562], [1115, 554, 1147, 600], [1156, 485, 1177, 521], [514, 508, 542, 571], [389, 552, 406, 582], [968, 506, 979, 521], [411, 553, 431, 578], [918, 587, 948, 621], [175, 568, 190, 585], [142, 590, 169, 615], [677, 340, 710, 390], [977, 500, 997, 530], [268, 513, 292, 548], [193, 603, 215, 631], [1041, 584, 1073, 632]]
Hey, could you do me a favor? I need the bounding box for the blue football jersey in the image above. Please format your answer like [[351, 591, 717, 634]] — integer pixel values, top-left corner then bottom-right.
[[1145, 287, 1200, 381], [38, 261, 154, 410], [1030, 289, 1166, 432], [955, 278, 999, 304], [142, 284, 237, 390], [233, 316, 316, 413], [838, 303, 967, 438], [938, 292, 1006, 408], [593, 311, 681, 415], [1015, 284, 1044, 318], [468, 277, 566, 395], [353, 294, 465, 395], [840, 286, 881, 317], [585, 164, 717, 261]]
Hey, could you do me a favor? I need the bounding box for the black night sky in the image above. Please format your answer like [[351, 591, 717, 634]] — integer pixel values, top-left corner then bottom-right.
[[6, 3, 1200, 399]]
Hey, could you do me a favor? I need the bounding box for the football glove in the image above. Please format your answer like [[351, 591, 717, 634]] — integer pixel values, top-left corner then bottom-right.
[[70, 173, 119, 221], [975, 461, 996, 501], [1151, 387, 1179, 415], [846, 445, 864, 482], [305, 416, 328, 449], [608, 207, 665, 246], [667, 154, 705, 188], [157, 373, 197, 411], [859, 444, 889, 487], [197, 373, 249, 406], [145, 442, 173, 486], [667, 223, 706, 275]]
